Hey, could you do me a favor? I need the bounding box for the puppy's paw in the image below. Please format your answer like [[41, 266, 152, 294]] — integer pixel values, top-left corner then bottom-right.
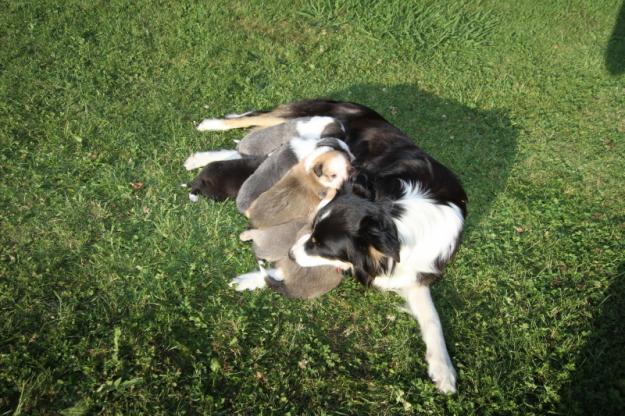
[[428, 360, 457, 394], [184, 153, 207, 170], [239, 230, 255, 241], [196, 118, 229, 131], [188, 193, 199, 202], [229, 271, 267, 292]]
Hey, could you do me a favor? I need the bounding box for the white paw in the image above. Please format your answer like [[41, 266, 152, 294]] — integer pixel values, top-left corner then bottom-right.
[[188, 193, 199, 202], [229, 271, 267, 292], [184, 153, 208, 170], [239, 230, 255, 241], [196, 118, 229, 131], [184, 150, 241, 170], [428, 359, 457, 394]]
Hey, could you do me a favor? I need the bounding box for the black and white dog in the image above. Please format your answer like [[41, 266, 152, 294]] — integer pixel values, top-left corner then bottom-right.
[[188, 100, 467, 393]]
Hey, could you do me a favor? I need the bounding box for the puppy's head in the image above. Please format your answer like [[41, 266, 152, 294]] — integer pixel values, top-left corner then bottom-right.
[[304, 142, 352, 190], [289, 181, 400, 286]]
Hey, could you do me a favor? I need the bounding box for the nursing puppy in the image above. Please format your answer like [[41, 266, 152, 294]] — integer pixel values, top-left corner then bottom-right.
[[237, 223, 343, 299], [232, 145, 351, 298], [246, 144, 351, 227]]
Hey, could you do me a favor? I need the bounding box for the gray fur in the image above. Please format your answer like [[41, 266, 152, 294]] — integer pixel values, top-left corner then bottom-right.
[[242, 225, 343, 299], [236, 122, 299, 156], [235, 145, 298, 213], [240, 221, 304, 262]]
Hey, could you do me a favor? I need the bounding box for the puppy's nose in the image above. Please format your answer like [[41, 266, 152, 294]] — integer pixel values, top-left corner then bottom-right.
[[288, 249, 295, 261]]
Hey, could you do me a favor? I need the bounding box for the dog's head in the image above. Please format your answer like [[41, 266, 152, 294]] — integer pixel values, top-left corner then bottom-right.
[[304, 139, 353, 190], [289, 178, 400, 286]]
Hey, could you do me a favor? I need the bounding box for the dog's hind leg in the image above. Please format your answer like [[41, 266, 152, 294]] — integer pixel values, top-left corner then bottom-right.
[[184, 149, 242, 170], [197, 112, 287, 132], [398, 284, 457, 394]]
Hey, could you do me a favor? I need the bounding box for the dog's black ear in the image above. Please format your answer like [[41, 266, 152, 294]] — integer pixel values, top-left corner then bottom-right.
[[313, 162, 323, 177], [353, 266, 374, 287], [351, 172, 374, 199], [360, 213, 400, 263]]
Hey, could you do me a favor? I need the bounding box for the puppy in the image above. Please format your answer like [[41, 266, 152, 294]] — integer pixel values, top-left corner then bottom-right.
[[237, 223, 343, 299], [246, 145, 351, 228], [187, 156, 264, 202]]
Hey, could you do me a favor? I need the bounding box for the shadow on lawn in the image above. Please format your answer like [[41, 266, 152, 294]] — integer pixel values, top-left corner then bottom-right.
[[559, 262, 625, 415], [329, 83, 519, 233], [606, 1, 625, 75]]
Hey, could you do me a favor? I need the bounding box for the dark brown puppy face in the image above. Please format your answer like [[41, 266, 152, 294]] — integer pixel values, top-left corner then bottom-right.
[[289, 185, 400, 285]]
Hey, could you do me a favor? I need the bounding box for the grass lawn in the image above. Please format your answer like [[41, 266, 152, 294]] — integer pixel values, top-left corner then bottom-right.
[[1, 0, 625, 414]]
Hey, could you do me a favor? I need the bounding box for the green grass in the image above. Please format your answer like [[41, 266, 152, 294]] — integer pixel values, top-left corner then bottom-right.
[[1, 0, 625, 414]]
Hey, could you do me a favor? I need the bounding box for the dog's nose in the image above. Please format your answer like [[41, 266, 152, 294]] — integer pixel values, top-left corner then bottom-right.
[[288, 249, 295, 261]]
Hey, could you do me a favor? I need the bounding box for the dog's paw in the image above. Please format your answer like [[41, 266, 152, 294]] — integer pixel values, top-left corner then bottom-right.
[[229, 271, 267, 292], [196, 118, 229, 131], [188, 193, 199, 202], [428, 360, 457, 394]]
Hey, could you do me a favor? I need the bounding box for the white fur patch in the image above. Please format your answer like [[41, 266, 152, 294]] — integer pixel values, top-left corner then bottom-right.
[[188, 193, 199, 202], [289, 137, 319, 161], [290, 233, 352, 270], [196, 118, 229, 131], [183, 150, 242, 170], [229, 270, 267, 291], [387, 181, 464, 282], [295, 116, 335, 139]]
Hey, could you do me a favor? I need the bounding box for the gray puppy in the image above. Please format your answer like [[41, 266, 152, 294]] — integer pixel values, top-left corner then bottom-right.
[[238, 224, 343, 299]]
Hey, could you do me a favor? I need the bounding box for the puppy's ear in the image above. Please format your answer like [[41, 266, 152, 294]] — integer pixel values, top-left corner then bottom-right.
[[313, 162, 323, 177], [360, 214, 400, 263]]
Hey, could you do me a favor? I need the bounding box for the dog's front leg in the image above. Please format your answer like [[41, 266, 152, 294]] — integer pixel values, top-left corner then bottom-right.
[[398, 284, 457, 394]]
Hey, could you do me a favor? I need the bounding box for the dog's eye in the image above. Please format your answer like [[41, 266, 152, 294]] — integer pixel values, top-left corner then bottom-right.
[[330, 174, 337, 179], [311, 237, 317, 244]]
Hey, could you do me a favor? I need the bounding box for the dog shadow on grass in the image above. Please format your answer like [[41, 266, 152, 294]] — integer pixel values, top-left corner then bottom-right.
[[558, 262, 625, 415], [606, 1, 625, 75]]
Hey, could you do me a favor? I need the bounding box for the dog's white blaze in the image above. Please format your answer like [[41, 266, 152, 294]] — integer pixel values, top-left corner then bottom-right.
[[291, 233, 352, 269], [183, 150, 242, 170], [295, 116, 335, 139], [196, 118, 229, 131], [318, 208, 332, 222]]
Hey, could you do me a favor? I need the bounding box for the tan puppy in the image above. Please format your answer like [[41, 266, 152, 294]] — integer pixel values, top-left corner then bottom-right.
[[245, 148, 351, 228]]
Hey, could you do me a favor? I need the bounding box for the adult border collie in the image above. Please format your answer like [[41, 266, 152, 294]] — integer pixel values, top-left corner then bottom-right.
[[193, 100, 467, 393]]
